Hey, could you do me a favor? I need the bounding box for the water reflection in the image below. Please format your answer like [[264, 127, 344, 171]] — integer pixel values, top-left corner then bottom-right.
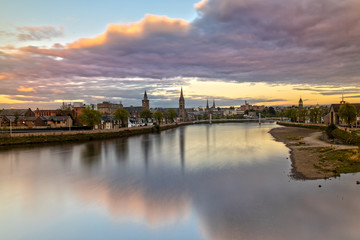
[[114, 138, 128, 162], [81, 142, 102, 168], [1, 123, 360, 240], [142, 134, 151, 171], [179, 127, 185, 173]]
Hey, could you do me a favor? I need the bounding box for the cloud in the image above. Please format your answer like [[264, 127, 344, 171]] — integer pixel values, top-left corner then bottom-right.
[[17, 85, 36, 93], [68, 14, 189, 49], [1, 0, 360, 107], [16, 26, 64, 41]]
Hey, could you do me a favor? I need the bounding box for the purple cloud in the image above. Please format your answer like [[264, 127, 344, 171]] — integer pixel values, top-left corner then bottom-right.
[[1, 0, 360, 107]]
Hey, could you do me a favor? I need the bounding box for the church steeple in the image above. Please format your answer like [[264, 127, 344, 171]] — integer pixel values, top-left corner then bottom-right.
[[143, 90, 148, 100], [212, 99, 216, 109], [340, 94, 345, 104], [179, 87, 186, 121], [299, 97, 303, 109], [142, 90, 149, 110]]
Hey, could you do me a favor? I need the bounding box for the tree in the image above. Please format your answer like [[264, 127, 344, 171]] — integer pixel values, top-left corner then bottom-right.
[[153, 111, 164, 125], [338, 103, 357, 126], [309, 108, 321, 123], [167, 109, 177, 123], [78, 107, 101, 129], [269, 107, 276, 116], [140, 109, 153, 123], [113, 108, 129, 127], [298, 109, 308, 123], [285, 108, 298, 122], [14, 112, 19, 126]]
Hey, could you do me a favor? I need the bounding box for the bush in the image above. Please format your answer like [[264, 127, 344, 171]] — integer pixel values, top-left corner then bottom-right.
[[331, 129, 360, 145], [326, 123, 337, 139]]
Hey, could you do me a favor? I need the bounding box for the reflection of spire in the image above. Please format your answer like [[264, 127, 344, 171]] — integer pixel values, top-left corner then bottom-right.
[[179, 127, 185, 174], [142, 135, 150, 172], [206, 124, 210, 154]]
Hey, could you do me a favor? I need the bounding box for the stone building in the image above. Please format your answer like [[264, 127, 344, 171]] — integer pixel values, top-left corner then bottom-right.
[[97, 101, 123, 115]]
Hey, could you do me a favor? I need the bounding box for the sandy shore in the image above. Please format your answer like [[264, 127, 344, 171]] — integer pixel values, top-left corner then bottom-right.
[[269, 126, 358, 180]]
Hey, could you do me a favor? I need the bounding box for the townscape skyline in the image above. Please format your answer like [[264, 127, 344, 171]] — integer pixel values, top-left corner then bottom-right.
[[1, 0, 359, 109]]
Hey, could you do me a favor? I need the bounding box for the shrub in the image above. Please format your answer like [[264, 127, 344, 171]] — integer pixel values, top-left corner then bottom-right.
[[326, 123, 337, 139], [331, 129, 360, 145]]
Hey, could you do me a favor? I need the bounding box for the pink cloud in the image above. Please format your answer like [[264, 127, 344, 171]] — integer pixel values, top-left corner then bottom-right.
[[17, 85, 36, 93], [1, 0, 360, 107]]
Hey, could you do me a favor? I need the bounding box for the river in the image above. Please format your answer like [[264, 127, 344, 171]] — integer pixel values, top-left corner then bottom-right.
[[1, 123, 360, 240]]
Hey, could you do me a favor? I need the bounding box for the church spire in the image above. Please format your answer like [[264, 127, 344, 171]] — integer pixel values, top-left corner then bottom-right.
[[142, 90, 149, 110], [143, 90, 148, 100], [340, 94, 345, 104], [179, 87, 186, 121]]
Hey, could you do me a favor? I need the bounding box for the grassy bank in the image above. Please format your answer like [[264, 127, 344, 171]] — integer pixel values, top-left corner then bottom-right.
[[277, 122, 327, 131], [309, 147, 360, 177], [270, 126, 360, 179], [331, 129, 360, 145], [0, 123, 191, 146]]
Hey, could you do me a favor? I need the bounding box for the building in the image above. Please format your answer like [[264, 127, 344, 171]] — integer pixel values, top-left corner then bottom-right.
[[142, 91, 149, 110], [42, 116, 73, 128], [0, 108, 36, 127], [325, 98, 360, 125], [206, 99, 210, 114], [240, 101, 265, 112], [179, 88, 187, 121], [97, 101, 123, 115], [34, 108, 73, 117], [0, 108, 35, 118], [299, 98, 304, 109]]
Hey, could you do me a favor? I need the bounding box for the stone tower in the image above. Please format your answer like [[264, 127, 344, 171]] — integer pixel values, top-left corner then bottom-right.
[[142, 90, 149, 110], [179, 88, 187, 120], [299, 97, 303, 109], [212, 99, 216, 109]]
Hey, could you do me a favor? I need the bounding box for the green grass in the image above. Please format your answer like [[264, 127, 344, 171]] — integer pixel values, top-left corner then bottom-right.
[[277, 122, 327, 131], [314, 148, 360, 175]]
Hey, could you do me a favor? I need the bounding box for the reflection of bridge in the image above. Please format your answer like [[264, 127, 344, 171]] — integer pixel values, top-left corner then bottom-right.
[[193, 119, 278, 124]]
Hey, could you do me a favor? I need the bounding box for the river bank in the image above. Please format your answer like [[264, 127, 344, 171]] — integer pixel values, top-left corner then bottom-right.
[[0, 123, 192, 146], [270, 126, 360, 179]]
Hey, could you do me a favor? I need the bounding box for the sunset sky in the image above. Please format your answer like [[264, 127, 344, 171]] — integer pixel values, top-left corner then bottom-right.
[[1, 0, 359, 109]]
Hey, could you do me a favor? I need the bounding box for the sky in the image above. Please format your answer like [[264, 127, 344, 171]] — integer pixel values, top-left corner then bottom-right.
[[0, 0, 359, 109]]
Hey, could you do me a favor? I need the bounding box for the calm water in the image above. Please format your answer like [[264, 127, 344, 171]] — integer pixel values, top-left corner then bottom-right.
[[1, 123, 360, 240]]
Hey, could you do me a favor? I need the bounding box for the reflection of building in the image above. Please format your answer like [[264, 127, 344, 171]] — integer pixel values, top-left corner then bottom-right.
[[179, 88, 187, 121], [142, 91, 150, 110]]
